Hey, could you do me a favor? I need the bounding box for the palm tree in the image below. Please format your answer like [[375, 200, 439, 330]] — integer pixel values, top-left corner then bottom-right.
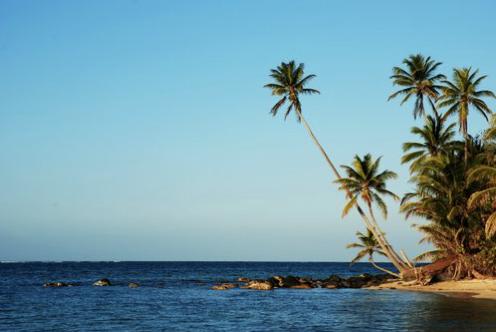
[[401, 138, 495, 279], [484, 115, 496, 141], [468, 165, 496, 239], [335, 154, 410, 271], [263, 61, 341, 178], [336, 154, 399, 220], [402, 114, 458, 173], [347, 229, 399, 277], [438, 67, 495, 161], [388, 54, 445, 119], [265, 61, 410, 274]]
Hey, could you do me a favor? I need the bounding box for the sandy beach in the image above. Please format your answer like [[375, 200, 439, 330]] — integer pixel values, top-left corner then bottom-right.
[[368, 279, 496, 300]]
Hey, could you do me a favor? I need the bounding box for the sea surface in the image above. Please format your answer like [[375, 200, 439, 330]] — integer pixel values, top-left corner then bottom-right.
[[1, 261, 496, 331]]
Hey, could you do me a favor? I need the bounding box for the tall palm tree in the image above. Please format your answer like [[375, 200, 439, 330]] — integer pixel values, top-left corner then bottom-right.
[[388, 54, 445, 119], [438, 67, 495, 161], [402, 114, 458, 173], [263, 61, 341, 178], [336, 154, 399, 220], [347, 229, 399, 277], [265, 61, 410, 273]]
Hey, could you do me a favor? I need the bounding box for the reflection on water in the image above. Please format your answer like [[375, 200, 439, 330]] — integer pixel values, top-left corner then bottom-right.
[[409, 293, 496, 331], [1, 262, 495, 331]]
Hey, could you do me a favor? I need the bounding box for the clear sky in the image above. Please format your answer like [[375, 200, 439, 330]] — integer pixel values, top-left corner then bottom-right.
[[1, 0, 495, 261]]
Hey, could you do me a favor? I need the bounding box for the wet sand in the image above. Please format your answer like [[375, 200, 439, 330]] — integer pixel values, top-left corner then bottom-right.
[[367, 279, 496, 300]]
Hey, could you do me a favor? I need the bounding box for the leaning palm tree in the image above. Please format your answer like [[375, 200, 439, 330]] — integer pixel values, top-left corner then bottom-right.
[[438, 67, 495, 161], [347, 229, 399, 277], [388, 54, 445, 119], [402, 113, 458, 173], [263, 61, 341, 178], [335, 154, 410, 271], [265, 61, 410, 273], [336, 154, 399, 220]]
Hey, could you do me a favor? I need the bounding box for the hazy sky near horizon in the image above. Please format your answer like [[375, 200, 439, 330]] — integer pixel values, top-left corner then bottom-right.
[[1, 0, 496, 261]]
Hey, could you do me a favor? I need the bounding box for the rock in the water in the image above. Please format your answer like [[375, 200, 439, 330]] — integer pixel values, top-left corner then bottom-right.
[[237, 277, 250, 283], [322, 275, 343, 289], [93, 278, 111, 286], [324, 283, 338, 289], [43, 282, 71, 287], [211, 283, 237, 290], [243, 280, 273, 290], [289, 283, 313, 289], [128, 282, 140, 288], [268, 275, 302, 288]]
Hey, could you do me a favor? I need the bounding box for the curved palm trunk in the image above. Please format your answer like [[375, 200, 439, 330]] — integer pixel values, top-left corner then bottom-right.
[[295, 108, 410, 273], [366, 203, 410, 270], [369, 258, 400, 278]]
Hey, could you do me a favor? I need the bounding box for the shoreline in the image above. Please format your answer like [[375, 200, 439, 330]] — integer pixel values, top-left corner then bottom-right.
[[367, 279, 496, 300]]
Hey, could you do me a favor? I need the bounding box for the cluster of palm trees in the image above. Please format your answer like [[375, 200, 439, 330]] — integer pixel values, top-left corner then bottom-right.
[[264, 54, 496, 279]]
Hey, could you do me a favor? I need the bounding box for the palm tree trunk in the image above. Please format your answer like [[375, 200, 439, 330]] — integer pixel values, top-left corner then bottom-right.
[[295, 109, 409, 273], [366, 203, 410, 270], [369, 259, 399, 278]]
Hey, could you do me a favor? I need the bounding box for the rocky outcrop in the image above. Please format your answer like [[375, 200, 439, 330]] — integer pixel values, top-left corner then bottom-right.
[[128, 282, 140, 288], [242, 280, 274, 290], [211, 283, 237, 290], [220, 273, 395, 291], [93, 278, 111, 286]]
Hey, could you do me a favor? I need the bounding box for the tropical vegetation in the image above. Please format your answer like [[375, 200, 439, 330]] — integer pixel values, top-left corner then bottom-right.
[[265, 54, 496, 280]]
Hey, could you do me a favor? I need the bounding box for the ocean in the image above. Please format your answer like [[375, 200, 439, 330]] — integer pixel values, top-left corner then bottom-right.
[[1, 261, 496, 331]]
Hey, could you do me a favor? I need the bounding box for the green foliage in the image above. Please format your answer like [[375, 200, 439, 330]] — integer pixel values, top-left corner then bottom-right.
[[389, 54, 445, 119], [336, 154, 399, 219], [263, 60, 319, 121], [401, 114, 458, 173], [346, 229, 385, 265], [393, 54, 496, 278], [438, 67, 496, 138]]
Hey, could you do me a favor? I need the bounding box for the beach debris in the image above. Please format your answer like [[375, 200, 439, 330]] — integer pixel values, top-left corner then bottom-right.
[[93, 278, 112, 286]]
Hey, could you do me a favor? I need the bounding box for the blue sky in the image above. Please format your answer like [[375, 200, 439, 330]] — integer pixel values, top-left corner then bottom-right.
[[1, 0, 495, 261]]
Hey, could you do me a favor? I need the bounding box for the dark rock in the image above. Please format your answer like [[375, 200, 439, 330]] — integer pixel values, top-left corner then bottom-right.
[[325, 275, 343, 283], [128, 282, 140, 288], [358, 273, 373, 281], [211, 283, 237, 290], [311, 280, 323, 288], [322, 275, 344, 289], [268, 275, 284, 287], [93, 278, 111, 286], [346, 276, 370, 288], [268, 275, 302, 288]]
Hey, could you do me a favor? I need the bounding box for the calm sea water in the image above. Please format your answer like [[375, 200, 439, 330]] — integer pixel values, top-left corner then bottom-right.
[[1, 261, 496, 331]]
